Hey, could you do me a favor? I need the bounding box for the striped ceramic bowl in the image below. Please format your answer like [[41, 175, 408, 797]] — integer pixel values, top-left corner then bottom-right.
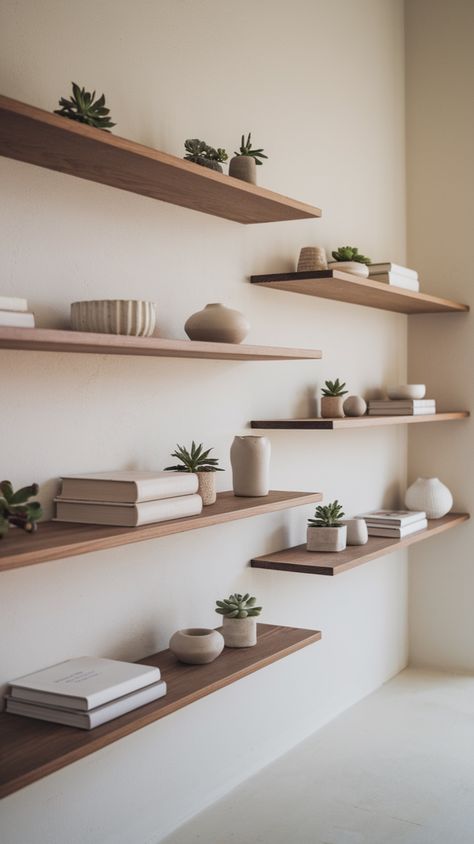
[[71, 300, 157, 336]]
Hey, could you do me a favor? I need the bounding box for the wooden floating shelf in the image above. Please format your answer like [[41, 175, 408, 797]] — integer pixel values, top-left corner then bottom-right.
[[0, 623, 322, 797], [250, 270, 469, 314], [0, 490, 323, 573], [251, 412, 470, 430], [0, 95, 321, 225], [0, 327, 322, 362], [251, 513, 469, 576]]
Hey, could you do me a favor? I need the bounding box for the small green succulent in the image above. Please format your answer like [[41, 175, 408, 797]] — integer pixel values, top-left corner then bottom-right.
[[165, 441, 224, 473], [0, 481, 43, 538], [234, 133, 267, 165], [54, 83, 115, 131], [308, 500, 345, 528], [331, 246, 371, 264], [215, 593, 262, 618], [322, 378, 348, 397], [184, 139, 228, 171]]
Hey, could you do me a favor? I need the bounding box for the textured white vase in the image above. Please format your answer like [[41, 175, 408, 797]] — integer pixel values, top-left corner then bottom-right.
[[405, 477, 453, 519], [71, 300, 157, 336], [169, 628, 224, 664], [184, 303, 250, 344], [230, 436, 271, 497], [222, 616, 257, 647]]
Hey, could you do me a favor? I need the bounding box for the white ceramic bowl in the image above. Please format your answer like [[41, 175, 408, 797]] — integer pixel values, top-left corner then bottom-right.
[[327, 261, 369, 278], [71, 299, 157, 336], [387, 384, 426, 400]]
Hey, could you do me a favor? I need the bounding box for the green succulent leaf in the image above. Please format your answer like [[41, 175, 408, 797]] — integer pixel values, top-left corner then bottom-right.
[[54, 82, 116, 132], [164, 442, 224, 473], [215, 592, 262, 617], [308, 499, 345, 527], [234, 131, 268, 163], [321, 378, 348, 397], [0, 481, 42, 538], [331, 245, 371, 264]]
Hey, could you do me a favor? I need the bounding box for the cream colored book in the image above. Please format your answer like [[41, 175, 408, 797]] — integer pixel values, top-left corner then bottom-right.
[[55, 493, 203, 526], [0, 296, 28, 312], [59, 470, 198, 503], [0, 310, 35, 327]]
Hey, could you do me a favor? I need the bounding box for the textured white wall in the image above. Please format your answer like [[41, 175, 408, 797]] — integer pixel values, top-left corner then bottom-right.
[[0, 1, 407, 841], [406, 0, 474, 671]]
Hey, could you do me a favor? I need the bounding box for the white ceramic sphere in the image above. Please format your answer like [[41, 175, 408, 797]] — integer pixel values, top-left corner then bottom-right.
[[405, 477, 453, 519], [343, 395, 367, 417], [169, 628, 224, 664], [387, 384, 426, 400]]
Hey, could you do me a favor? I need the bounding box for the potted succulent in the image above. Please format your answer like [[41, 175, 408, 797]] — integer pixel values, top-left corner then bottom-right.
[[165, 441, 223, 506], [307, 501, 347, 553], [328, 246, 372, 278], [229, 133, 267, 184], [215, 593, 262, 647], [0, 481, 42, 537], [184, 139, 228, 172], [54, 82, 115, 131], [321, 378, 348, 418]]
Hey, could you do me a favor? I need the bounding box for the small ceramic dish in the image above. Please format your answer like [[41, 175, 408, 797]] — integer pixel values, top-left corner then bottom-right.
[[387, 384, 426, 400]]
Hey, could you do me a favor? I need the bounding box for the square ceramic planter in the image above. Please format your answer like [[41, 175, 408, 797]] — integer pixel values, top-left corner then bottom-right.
[[320, 396, 345, 418], [222, 616, 257, 647], [307, 525, 347, 552]]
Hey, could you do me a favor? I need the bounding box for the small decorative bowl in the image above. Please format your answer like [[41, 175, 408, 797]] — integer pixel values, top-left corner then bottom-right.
[[387, 384, 426, 400], [169, 628, 224, 664], [71, 300, 157, 336]]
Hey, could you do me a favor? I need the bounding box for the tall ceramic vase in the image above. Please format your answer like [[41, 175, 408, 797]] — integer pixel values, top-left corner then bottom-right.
[[230, 436, 270, 497], [405, 477, 453, 519]]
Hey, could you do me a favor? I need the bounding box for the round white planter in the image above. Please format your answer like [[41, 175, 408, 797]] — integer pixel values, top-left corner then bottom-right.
[[169, 628, 224, 664], [307, 525, 347, 552], [342, 519, 368, 545], [222, 616, 257, 648], [387, 384, 426, 400], [328, 261, 369, 277], [405, 477, 453, 519]]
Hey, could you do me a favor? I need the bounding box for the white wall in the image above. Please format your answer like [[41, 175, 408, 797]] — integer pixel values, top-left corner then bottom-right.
[[406, 0, 474, 671], [0, 2, 408, 841]]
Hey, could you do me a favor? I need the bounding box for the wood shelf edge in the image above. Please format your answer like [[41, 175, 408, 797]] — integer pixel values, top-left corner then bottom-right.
[[250, 412, 470, 430]]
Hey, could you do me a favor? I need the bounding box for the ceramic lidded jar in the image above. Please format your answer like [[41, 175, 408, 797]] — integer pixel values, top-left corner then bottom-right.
[[169, 628, 224, 664], [405, 477, 453, 519], [229, 156, 256, 184], [184, 303, 250, 344], [230, 436, 271, 497]]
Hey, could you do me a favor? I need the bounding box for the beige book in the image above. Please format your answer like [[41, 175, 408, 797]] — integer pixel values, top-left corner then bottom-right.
[[55, 493, 203, 526], [59, 470, 198, 503]]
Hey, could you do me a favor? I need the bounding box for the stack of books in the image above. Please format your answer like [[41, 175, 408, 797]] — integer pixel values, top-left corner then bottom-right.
[[0, 295, 35, 327], [368, 262, 419, 292], [357, 509, 428, 538], [5, 656, 167, 729], [368, 399, 436, 416], [55, 470, 203, 526]]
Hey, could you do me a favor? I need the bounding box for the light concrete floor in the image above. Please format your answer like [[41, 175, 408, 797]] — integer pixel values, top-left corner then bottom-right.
[[162, 669, 474, 844]]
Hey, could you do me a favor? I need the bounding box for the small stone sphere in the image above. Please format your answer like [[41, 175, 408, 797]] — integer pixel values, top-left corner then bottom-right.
[[343, 395, 367, 417]]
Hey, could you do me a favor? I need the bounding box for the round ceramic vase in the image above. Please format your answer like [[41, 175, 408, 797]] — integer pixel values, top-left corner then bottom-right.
[[327, 261, 369, 278], [297, 246, 328, 272], [343, 519, 368, 545], [306, 525, 347, 553], [405, 477, 453, 519], [71, 300, 157, 336], [196, 471, 216, 506], [222, 616, 257, 648], [321, 396, 345, 418], [184, 303, 250, 344], [169, 628, 224, 664], [230, 436, 271, 497], [229, 156, 256, 184], [343, 395, 367, 417]]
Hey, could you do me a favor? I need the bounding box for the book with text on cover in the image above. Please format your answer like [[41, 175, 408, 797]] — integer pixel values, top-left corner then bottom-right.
[[59, 470, 199, 503], [54, 493, 203, 526]]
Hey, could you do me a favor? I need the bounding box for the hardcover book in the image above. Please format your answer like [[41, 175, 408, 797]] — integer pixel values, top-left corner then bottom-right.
[[366, 519, 428, 538], [357, 509, 426, 526], [0, 296, 28, 312], [59, 470, 199, 503], [54, 493, 203, 526], [368, 263, 418, 280], [0, 310, 35, 327]]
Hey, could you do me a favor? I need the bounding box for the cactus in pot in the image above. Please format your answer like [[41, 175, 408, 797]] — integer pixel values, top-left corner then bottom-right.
[[321, 378, 348, 418], [229, 133, 267, 184], [165, 441, 223, 505], [307, 501, 347, 553], [328, 245, 372, 278], [215, 593, 262, 647]]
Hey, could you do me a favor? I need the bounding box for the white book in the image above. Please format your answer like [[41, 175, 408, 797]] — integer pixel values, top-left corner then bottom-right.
[[367, 519, 428, 538], [357, 509, 426, 526], [0, 310, 35, 327], [368, 263, 419, 280], [5, 679, 167, 729], [369, 400, 435, 407], [9, 656, 161, 710], [368, 407, 436, 416], [0, 296, 28, 312], [59, 470, 199, 504], [369, 272, 420, 291], [55, 493, 203, 526]]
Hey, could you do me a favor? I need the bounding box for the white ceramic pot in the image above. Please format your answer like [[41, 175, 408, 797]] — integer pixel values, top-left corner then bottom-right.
[[297, 246, 328, 272], [230, 436, 271, 497], [169, 628, 224, 664], [71, 300, 157, 336], [321, 396, 345, 418], [328, 261, 369, 278], [307, 525, 347, 552], [229, 156, 256, 184], [387, 384, 426, 400], [222, 616, 257, 648], [405, 477, 453, 519], [343, 395, 367, 417], [196, 471, 216, 506], [184, 303, 250, 344], [342, 519, 368, 545]]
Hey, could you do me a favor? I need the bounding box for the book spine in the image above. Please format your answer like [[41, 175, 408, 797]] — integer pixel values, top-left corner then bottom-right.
[[0, 297, 28, 312], [369, 264, 419, 280], [0, 311, 35, 327]]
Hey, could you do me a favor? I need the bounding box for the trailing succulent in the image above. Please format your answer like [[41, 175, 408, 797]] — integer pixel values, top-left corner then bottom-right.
[[322, 378, 348, 397], [308, 501, 345, 528], [54, 83, 115, 131], [0, 481, 43, 537], [165, 441, 224, 473], [234, 133, 267, 165], [215, 593, 262, 618], [184, 139, 228, 171], [331, 246, 371, 265]]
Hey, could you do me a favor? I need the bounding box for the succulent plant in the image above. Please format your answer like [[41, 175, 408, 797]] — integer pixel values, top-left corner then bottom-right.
[[331, 246, 371, 265], [322, 378, 348, 397], [165, 441, 224, 473], [234, 133, 268, 165], [184, 139, 228, 171], [215, 593, 262, 618], [0, 481, 43, 538], [308, 500, 345, 528], [54, 83, 115, 131]]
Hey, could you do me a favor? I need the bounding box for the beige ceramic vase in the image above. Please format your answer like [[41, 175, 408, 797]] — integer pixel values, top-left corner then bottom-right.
[[297, 246, 328, 272], [230, 436, 271, 497], [229, 156, 256, 184], [222, 616, 257, 648], [169, 628, 224, 664], [184, 303, 250, 344], [196, 471, 216, 506], [321, 396, 345, 418]]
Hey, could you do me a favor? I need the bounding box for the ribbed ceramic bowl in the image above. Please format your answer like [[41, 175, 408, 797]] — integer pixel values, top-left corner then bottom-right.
[[387, 384, 426, 400], [71, 300, 157, 336]]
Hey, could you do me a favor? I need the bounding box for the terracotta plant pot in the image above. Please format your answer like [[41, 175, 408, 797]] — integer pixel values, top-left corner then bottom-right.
[[327, 261, 369, 278], [342, 519, 368, 545], [222, 616, 257, 648], [321, 396, 345, 418], [229, 156, 256, 184], [230, 435, 271, 497], [343, 395, 367, 417], [184, 303, 250, 344], [169, 628, 224, 664], [307, 525, 347, 553], [196, 471, 216, 506]]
